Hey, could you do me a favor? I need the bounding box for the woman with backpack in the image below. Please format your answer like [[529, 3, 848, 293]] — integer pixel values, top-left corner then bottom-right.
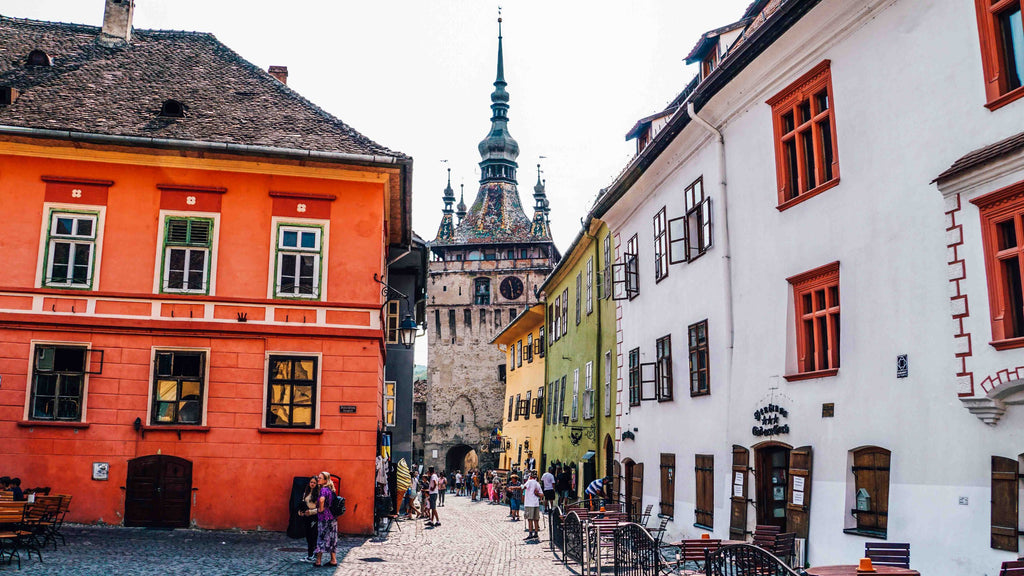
[[314, 471, 339, 567]]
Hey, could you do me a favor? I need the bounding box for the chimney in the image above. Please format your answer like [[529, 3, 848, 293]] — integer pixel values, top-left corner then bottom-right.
[[268, 66, 289, 85], [99, 0, 134, 46]]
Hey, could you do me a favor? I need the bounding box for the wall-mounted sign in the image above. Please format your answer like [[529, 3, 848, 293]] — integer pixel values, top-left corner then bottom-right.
[[752, 402, 790, 437], [92, 462, 109, 481], [897, 354, 908, 378], [338, 405, 357, 414]]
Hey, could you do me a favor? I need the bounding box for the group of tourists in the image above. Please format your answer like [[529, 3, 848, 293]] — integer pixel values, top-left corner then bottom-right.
[[398, 466, 444, 527], [297, 471, 344, 567]]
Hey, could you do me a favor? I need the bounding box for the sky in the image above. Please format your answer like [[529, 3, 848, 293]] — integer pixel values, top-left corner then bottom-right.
[[2, 0, 755, 363]]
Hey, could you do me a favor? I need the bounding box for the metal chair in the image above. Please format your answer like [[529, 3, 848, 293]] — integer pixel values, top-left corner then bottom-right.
[[638, 503, 654, 526]]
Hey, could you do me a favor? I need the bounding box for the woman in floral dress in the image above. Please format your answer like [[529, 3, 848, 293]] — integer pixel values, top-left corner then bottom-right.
[[315, 471, 338, 567]]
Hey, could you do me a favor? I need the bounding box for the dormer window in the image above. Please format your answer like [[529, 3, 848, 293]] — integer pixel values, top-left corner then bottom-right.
[[702, 43, 720, 79], [26, 49, 52, 67], [160, 99, 187, 118]]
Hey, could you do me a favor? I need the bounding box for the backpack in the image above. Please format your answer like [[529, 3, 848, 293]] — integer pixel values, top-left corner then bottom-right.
[[328, 492, 346, 517]]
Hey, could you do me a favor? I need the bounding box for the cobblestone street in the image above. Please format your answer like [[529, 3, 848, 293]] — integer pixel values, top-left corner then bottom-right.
[[9, 494, 574, 576]]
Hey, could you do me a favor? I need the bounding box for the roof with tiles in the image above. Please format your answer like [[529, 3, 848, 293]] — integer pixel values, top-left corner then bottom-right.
[[936, 130, 1024, 182], [0, 15, 406, 158]]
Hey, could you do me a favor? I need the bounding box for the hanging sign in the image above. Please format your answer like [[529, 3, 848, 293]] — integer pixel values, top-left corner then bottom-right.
[[752, 402, 790, 436]]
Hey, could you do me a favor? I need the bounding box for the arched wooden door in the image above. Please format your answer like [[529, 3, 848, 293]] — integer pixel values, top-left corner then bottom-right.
[[125, 454, 192, 528]]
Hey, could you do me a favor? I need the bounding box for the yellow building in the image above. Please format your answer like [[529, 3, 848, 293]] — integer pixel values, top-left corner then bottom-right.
[[492, 304, 546, 470]]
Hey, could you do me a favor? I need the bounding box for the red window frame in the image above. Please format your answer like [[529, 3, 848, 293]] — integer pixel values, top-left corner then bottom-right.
[[766, 60, 840, 211], [785, 261, 840, 381], [974, 0, 1024, 110], [971, 180, 1024, 348]]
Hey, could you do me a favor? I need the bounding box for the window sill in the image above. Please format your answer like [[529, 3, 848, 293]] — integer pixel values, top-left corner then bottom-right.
[[17, 420, 90, 429], [990, 337, 1024, 351], [775, 179, 840, 212], [657, 513, 674, 520], [694, 523, 713, 531], [783, 368, 839, 382], [842, 528, 888, 540], [258, 427, 324, 435], [690, 391, 711, 398], [985, 86, 1024, 111], [142, 425, 210, 432]]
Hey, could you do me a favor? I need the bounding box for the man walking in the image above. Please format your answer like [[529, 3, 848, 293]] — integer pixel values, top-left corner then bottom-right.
[[541, 466, 557, 512], [427, 467, 441, 526], [522, 471, 544, 541]]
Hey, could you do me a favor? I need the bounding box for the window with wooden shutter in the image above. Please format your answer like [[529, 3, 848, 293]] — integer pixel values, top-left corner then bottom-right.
[[660, 453, 675, 519], [992, 455, 1020, 552], [695, 454, 714, 529], [845, 446, 890, 538]]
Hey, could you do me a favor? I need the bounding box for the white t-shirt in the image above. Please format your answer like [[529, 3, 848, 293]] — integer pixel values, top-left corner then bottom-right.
[[429, 473, 439, 494], [456, 473, 462, 483], [541, 472, 555, 491], [523, 478, 542, 508]]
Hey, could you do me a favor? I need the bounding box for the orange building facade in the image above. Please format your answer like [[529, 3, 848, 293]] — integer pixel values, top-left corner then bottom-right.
[[0, 7, 411, 535]]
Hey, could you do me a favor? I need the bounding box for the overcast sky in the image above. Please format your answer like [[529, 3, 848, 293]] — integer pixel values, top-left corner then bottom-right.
[[3, 0, 754, 363]]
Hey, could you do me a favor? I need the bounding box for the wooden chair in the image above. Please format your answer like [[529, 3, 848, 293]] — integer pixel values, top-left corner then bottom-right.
[[676, 539, 722, 573], [865, 542, 910, 568], [0, 502, 25, 569], [1000, 560, 1024, 576], [751, 524, 780, 549], [772, 532, 796, 567]]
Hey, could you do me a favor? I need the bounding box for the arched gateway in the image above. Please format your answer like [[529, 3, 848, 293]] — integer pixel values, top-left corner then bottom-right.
[[446, 444, 478, 473]]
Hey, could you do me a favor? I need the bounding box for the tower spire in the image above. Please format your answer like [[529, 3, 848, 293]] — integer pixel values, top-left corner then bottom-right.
[[434, 167, 457, 241], [477, 10, 519, 185], [531, 162, 551, 238], [457, 184, 467, 223]]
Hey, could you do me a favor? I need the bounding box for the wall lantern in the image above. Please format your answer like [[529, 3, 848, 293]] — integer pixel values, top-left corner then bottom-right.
[[399, 314, 419, 349], [561, 415, 570, 427], [621, 430, 635, 441]]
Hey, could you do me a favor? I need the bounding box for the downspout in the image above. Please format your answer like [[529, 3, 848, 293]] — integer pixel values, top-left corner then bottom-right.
[[584, 222, 602, 465], [686, 102, 734, 389]]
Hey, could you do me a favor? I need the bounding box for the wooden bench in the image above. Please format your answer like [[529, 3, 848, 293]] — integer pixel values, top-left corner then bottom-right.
[[1000, 560, 1024, 576], [676, 539, 722, 573], [0, 502, 30, 569], [864, 542, 910, 569]]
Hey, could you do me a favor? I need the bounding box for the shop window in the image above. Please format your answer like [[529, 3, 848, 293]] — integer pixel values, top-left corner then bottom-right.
[[971, 182, 1024, 345], [660, 453, 675, 519], [695, 454, 714, 529], [688, 320, 710, 396], [785, 262, 840, 380], [586, 257, 594, 314], [975, 0, 1024, 109], [274, 225, 322, 298], [43, 211, 98, 289], [766, 61, 840, 209], [29, 345, 87, 421], [656, 335, 673, 401], [383, 381, 396, 427], [654, 207, 669, 281], [161, 217, 213, 294], [151, 350, 206, 425], [386, 300, 401, 344], [845, 447, 890, 539], [266, 355, 317, 428], [628, 347, 641, 407], [474, 277, 491, 305]]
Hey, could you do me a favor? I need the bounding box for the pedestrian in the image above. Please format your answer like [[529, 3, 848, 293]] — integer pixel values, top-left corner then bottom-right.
[[522, 471, 544, 540], [472, 471, 481, 501], [314, 471, 339, 567], [427, 466, 441, 526], [507, 474, 522, 521], [556, 465, 573, 507], [438, 472, 447, 507], [455, 470, 463, 496], [525, 451, 536, 472], [400, 471, 418, 517], [297, 476, 319, 563], [420, 469, 432, 519], [585, 476, 611, 511], [541, 466, 556, 511]]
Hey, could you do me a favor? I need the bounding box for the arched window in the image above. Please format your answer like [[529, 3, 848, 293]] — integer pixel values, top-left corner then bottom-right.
[[159, 99, 187, 118], [474, 278, 491, 305], [846, 446, 890, 538], [26, 49, 52, 67]]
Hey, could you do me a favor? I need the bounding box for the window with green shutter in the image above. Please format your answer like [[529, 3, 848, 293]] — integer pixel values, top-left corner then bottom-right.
[[161, 217, 213, 294]]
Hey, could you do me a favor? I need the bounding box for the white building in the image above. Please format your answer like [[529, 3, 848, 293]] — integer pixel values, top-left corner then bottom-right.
[[593, 0, 1024, 573]]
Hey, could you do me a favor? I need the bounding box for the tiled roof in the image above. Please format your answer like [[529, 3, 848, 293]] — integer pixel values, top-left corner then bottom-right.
[[435, 181, 544, 246], [935, 131, 1024, 182], [0, 15, 406, 158]]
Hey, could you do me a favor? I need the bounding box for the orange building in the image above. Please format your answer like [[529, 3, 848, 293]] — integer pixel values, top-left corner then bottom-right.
[[0, 3, 412, 534]]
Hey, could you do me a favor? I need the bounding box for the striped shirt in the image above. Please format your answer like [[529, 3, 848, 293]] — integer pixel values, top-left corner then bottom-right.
[[585, 478, 605, 496]]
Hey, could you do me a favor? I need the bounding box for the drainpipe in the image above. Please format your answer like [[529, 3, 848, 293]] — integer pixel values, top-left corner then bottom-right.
[[584, 222, 602, 457], [686, 102, 734, 386]]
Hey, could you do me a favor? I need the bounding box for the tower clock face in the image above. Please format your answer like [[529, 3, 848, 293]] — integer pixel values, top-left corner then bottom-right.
[[500, 276, 524, 300]]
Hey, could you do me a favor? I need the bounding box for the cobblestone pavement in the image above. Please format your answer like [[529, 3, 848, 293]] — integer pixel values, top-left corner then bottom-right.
[[7, 494, 575, 575]]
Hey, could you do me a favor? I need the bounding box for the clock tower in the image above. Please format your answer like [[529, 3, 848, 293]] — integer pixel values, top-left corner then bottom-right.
[[424, 17, 558, 473]]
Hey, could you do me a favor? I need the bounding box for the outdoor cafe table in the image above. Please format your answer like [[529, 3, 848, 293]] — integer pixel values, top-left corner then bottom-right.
[[806, 565, 920, 576]]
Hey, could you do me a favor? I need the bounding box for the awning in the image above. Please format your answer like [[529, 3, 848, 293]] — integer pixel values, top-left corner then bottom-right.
[[581, 451, 595, 462]]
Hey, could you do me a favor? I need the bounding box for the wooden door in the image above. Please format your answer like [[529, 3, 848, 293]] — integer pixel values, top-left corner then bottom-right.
[[660, 453, 675, 518], [631, 462, 644, 518], [755, 445, 789, 530], [624, 460, 635, 515], [786, 446, 812, 540], [992, 455, 1019, 552], [730, 445, 749, 540], [612, 460, 621, 503], [125, 454, 193, 528]]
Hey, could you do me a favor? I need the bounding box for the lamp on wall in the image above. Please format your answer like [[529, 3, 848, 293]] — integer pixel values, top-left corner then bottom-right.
[[399, 314, 419, 349]]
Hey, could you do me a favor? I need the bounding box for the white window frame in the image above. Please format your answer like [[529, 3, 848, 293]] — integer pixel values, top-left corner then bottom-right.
[[586, 256, 594, 314], [40, 207, 103, 289], [572, 368, 580, 421], [604, 350, 612, 416], [261, 351, 323, 429], [583, 361, 594, 419], [270, 219, 328, 300]]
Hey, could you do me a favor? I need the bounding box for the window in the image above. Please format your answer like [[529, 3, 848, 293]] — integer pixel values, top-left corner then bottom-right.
[[669, 177, 713, 264], [613, 234, 640, 300], [688, 320, 710, 396], [695, 455, 714, 529], [464, 308, 472, 330], [992, 454, 1023, 551], [517, 340, 523, 367], [973, 184, 1024, 343], [603, 235, 613, 299], [495, 309, 502, 329], [539, 327, 546, 358], [787, 262, 840, 378], [266, 355, 317, 428], [275, 225, 322, 298], [546, 382, 555, 424], [660, 453, 675, 519], [29, 345, 87, 421], [561, 288, 569, 335], [655, 335, 673, 401], [628, 347, 641, 407], [586, 257, 594, 314], [535, 386, 544, 418], [702, 42, 719, 79], [571, 369, 580, 421], [480, 309, 487, 327], [475, 277, 491, 305], [514, 393, 521, 420], [604, 351, 612, 416], [524, 391, 532, 420], [509, 396, 515, 422], [558, 375, 567, 423], [43, 211, 97, 288], [383, 381, 396, 427], [449, 309, 457, 341], [553, 298, 561, 342], [434, 309, 441, 339], [767, 61, 839, 209], [582, 361, 594, 419], [151, 350, 205, 425], [654, 207, 668, 281], [527, 334, 534, 363], [975, 0, 1024, 109], [510, 345, 516, 372], [161, 217, 212, 294], [576, 273, 583, 325], [386, 300, 401, 344], [846, 447, 890, 538]]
